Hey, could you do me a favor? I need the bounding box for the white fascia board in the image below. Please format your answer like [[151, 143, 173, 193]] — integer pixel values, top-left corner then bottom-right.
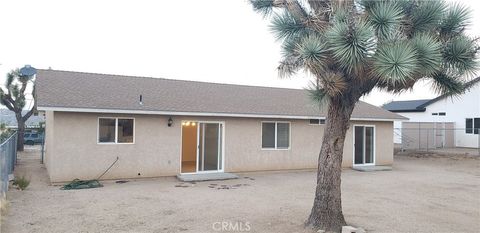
[[38, 106, 398, 122], [350, 118, 398, 122]]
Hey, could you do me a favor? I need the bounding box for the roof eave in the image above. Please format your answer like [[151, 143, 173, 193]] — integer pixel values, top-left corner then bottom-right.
[[38, 106, 402, 122], [387, 108, 426, 113], [417, 77, 480, 109]]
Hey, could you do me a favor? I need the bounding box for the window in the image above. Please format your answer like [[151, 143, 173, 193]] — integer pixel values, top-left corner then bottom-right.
[[262, 122, 290, 149], [98, 118, 134, 144], [438, 112, 446, 116], [262, 123, 275, 148], [118, 119, 134, 142], [466, 118, 473, 134], [277, 123, 290, 149], [475, 118, 480, 134], [309, 119, 326, 125], [99, 118, 116, 142]]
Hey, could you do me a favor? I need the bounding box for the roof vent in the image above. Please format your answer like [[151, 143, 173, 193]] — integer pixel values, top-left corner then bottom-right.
[[139, 94, 143, 105]]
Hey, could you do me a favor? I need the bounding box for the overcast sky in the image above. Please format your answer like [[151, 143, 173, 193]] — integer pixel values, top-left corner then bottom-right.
[[0, 0, 479, 107]]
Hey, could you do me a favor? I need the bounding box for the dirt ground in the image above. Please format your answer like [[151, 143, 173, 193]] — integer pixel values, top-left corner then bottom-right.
[[1, 148, 479, 233]]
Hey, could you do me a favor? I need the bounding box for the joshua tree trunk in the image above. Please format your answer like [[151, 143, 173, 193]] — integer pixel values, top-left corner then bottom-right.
[[306, 95, 358, 232], [16, 113, 26, 151]]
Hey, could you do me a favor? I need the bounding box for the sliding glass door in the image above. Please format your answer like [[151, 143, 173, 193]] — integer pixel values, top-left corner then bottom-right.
[[354, 126, 375, 165], [197, 123, 223, 172]]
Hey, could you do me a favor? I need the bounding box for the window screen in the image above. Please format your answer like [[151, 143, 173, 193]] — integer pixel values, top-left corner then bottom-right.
[[262, 123, 276, 148], [118, 119, 134, 143], [99, 118, 116, 143], [277, 123, 290, 149], [466, 118, 473, 134]]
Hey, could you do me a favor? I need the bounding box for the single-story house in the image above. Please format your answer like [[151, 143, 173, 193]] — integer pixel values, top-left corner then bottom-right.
[[36, 69, 406, 182], [383, 77, 480, 148]]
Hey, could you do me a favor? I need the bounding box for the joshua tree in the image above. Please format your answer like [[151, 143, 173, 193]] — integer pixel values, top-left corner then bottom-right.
[[250, 0, 478, 231], [0, 67, 37, 151], [0, 123, 13, 143]]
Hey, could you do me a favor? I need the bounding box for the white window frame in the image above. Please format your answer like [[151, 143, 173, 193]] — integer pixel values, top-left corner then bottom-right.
[[179, 120, 226, 175], [97, 117, 135, 144], [475, 118, 480, 135], [261, 121, 291, 150], [352, 124, 376, 166], [468, 117, 480, 135], [308, 118, 326, 125], [466, 118, 473, 134]]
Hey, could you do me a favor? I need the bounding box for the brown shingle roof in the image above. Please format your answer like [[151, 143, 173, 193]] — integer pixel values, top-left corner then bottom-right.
[[36, 69, 406, 120]]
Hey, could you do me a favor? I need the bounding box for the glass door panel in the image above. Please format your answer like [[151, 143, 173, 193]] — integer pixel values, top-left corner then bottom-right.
[[354, 126, 364, 165], [197, 123, 222, 172], [197, 123, 203, 172], [365, 127, 374, 164], [218, 125, 223, 170]]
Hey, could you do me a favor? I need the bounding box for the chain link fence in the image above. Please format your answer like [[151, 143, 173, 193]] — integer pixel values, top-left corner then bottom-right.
[[0, 132, 18, 201], [394, 123, 480, 154]]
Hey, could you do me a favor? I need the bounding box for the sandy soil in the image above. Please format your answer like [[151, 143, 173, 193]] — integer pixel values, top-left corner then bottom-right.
[[1, 148, 479, 233]]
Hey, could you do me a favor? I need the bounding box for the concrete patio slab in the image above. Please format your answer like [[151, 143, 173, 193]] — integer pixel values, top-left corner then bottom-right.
[[176, 172, 239, 182], [352, 166, 392, 172]]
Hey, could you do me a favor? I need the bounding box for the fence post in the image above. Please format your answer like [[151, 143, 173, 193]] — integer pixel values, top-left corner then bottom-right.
[[418, 124, 421, 150], [0, 146, 5, 199], [14, 132, 18, 165], [427, 128, 430, 152], [41, 131, 45, 164], [7, 137, 11, 175]]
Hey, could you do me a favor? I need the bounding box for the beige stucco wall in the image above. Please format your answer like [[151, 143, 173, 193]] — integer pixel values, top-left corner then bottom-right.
[[44, 112, 393, 182], [44, 111, 55, 172]]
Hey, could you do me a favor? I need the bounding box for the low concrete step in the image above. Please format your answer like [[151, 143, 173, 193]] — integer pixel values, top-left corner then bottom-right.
[[177, 173, 239, 182], [352, 166, 392, 172]]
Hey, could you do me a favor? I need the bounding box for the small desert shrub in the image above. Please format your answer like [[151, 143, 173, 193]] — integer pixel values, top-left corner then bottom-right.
[[13, 176, 30, 190], [0, 197, 8, 215]]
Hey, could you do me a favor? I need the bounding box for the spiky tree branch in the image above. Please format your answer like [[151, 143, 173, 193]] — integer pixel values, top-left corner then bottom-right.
[[0, 69, 37, 151], [21, 85, 36, 122]]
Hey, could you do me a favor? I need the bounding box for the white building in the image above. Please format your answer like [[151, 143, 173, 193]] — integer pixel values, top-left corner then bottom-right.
[[383, 78, 480, 148]]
